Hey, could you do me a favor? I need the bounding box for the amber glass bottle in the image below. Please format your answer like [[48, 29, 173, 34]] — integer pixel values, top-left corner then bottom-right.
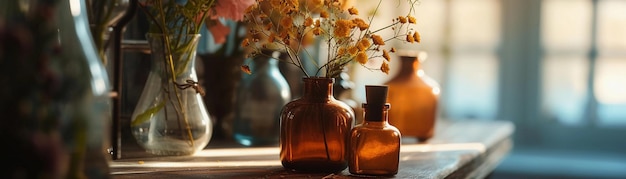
[[349, 85, 401, 176], [280, 77, 355, 173], [384, 52, 439, 141]]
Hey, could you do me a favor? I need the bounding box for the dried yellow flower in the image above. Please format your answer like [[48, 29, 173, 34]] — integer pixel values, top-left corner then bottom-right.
[[315, 19, 321, 27], [241, 38, 250, 47], [398, 16, 407, 23], [371, 34, 385, 45], [408, 16, 416, 24], [348, 46, 359, 55], [321, 10, 329, 18], [333, 19, 355, 38], [357, 39, 370, 51], [312, 27, 322, 35], [356, 51, 368, 64], [382, 49, 390, 61], [406, 32, 415, 43], [413, 31, 421, 43], [337, 47, 347, 56], [304, 17, 313, 27], [348, 7, 359, 15], [241, 65, 252, 74], [352, 18, 369, 31], [381, 61, 390, 74], [390, 47, 396, 53]]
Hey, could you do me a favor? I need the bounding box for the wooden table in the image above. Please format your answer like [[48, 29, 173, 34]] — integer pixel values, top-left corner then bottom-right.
[[110, 119, 514, 179]]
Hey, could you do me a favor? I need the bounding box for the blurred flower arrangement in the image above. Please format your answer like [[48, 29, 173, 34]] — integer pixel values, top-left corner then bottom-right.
[[134, 0, 254, 84], [1, 0, 70, 176], [241, 0, 421, 77], [206, 0, 255, 44], [138, 0, 253, 39], [1, 0, 111, 177]]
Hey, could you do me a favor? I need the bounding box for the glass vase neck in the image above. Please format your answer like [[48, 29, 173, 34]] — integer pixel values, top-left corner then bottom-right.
[[302, 77, 335, 102], [252, 53, 279, 69], [398, 56, 421, 75], [145, 33, 201, 72]]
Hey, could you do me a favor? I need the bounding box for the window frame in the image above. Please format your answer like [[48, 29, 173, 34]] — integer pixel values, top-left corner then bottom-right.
[[499, 0, 626, 154]]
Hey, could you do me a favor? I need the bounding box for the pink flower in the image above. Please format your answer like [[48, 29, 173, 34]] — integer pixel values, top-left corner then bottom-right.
[[211, 0, 255, 21], [209, 21, 231, 44]]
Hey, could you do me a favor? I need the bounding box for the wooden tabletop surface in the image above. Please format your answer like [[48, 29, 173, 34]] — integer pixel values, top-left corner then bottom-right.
[[110, 119, 514, 179]]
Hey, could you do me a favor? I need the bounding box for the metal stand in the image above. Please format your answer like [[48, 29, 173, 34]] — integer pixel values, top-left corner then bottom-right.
[[110, 0, 137, 160]]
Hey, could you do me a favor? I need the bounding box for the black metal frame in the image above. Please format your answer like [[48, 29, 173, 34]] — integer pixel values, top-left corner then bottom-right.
[[110, 0, 138, 160]]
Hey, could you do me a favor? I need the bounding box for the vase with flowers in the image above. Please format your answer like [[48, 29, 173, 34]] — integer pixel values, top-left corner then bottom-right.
[[243, 0, 422, 172], [130, 0, 254, 156]]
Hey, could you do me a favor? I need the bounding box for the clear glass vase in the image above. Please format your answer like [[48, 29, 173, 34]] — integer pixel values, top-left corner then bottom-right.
[[279, 77, 355, 173], [233, 50, 291, 146], [131, 33, 212, 156]]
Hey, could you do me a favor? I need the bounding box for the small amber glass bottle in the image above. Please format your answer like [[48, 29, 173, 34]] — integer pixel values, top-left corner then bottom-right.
[[349, 85, 401, 176]]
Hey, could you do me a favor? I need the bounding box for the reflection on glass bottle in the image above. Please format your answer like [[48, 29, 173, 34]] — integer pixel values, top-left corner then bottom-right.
[[334, 68, 358, 110], [384, 51, 440, 141], [233, 50, 291, 146], [0, 0, 112, 177], [57, 0, 113, 177], [349, 85, 400, 176]]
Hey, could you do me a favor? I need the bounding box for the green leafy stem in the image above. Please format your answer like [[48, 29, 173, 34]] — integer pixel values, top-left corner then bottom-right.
[[131, 100, 165, 127]]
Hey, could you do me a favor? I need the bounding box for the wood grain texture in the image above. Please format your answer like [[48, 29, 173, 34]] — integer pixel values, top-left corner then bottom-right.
[[111, 119, 514, 179]]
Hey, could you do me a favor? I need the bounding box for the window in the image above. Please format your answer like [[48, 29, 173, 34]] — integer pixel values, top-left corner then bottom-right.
[[446, 0, 500, 119], [541, 0, 626, 127], [352, 0, 626, 153], [541, 0, 592, 125], [352, 0, 501, 120], [594, 0, 626, 126]]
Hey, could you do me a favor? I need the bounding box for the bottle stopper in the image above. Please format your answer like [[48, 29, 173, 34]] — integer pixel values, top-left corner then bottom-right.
[[364, 85, 390, 121]]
